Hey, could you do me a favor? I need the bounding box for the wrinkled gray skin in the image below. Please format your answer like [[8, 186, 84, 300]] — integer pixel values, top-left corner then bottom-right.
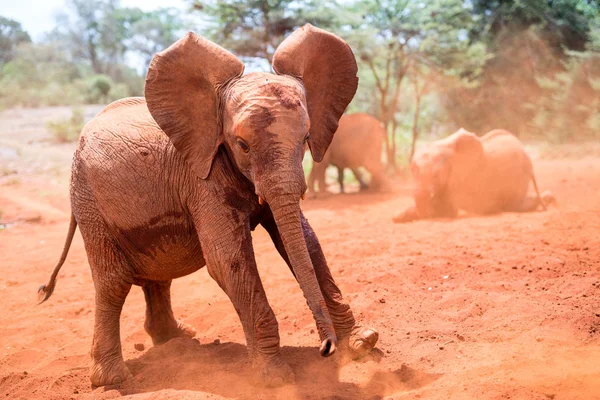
[[38, 26, 378, 388], [393, 128, 555, 223], [308, 113, 386, 195]]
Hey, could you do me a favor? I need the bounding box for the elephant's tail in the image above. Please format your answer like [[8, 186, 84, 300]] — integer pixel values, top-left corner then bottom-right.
[[38, 213, 77, 304], [531, 173, 547, 211]]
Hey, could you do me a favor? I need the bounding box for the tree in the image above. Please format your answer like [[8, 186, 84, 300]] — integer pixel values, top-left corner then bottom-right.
[[470, 0, 600, 52], [408, 65, 433, 162], [0, 1, 189, 109], [444, 0, 600, 137], [51, 0, 117, 74], [191, 0, 339, 64], [50, 0, 144, 76], [0, 17, 31, 65], [346, 0, 483, 171], [128, 7, 187, 71]]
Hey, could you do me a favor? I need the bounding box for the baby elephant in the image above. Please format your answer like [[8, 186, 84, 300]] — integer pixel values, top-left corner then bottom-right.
[[393, 128, 554, 223], [308, 113, 385, 194], [38, 26, 378, 388]]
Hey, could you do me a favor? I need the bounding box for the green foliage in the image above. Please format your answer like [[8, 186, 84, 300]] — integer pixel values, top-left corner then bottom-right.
[[444, 0, 600, 138], [129, 7, 187, 70], [340, 0, 487, 169], [1, 0, 600, 155], [470, 0, 600, 51], [0, 17, 31, 66], [0, 0, 188, 109], [87, 74, 112, 102], [529, 52, 600, 142], [0, 41, 85, 108], [192, 0, 340, 63], [46, 107, 86, 143], [50, 0, 130, 75]]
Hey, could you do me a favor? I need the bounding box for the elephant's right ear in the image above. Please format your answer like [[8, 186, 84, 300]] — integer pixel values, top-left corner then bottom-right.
[[145, 32, 244, 179]]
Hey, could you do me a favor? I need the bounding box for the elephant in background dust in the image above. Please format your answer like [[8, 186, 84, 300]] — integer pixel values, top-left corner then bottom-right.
[[393, 128, 555, 223], [308, 113, 386, 194], [38, 25, 378, 388]]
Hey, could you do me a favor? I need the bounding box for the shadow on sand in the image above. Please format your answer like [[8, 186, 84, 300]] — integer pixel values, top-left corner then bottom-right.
[[94, 337, 441, 399]]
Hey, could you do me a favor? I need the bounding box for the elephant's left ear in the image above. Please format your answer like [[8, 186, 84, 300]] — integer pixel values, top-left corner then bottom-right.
[[145, 32, 244, 179], [454, 130, 482, 154], [272, 24, 358, 162]]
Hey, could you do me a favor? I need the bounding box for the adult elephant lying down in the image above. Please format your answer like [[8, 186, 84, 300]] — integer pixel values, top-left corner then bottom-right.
[[393, 128, 555, 223], [38, 25, 378, 388]]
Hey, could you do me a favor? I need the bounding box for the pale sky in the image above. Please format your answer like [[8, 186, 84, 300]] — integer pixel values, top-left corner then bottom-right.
[[1, 0, 189, 40]]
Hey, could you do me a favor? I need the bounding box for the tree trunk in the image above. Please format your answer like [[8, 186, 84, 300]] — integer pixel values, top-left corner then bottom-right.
[[88, 37, 102, 74], [389, 117, 398, 173], [409, 93, 421, 162]]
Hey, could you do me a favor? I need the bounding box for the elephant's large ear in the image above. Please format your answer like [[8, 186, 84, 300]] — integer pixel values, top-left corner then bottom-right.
[[272, 24, 358, 162], [453, 129, 482, 155], [145, 32, 244, 179]]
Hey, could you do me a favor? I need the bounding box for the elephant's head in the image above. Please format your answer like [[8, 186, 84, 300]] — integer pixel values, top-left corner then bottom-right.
[[144, 25, 358, 356], [411, 128, 482, 215]]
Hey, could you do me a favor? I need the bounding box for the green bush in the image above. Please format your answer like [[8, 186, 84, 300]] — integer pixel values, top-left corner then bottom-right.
[[86, 75, 113, 104], [107, 82, 131, 102], [46, 107, 85, 143]]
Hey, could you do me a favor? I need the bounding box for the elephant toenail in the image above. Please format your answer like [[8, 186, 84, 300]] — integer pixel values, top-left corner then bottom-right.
[[271, 376, 284, 387]]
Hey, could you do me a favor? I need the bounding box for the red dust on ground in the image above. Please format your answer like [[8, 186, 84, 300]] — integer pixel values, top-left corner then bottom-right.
[[0, 158, 599, 400]]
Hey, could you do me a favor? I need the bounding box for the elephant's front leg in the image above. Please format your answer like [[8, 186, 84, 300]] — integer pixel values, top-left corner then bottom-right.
[[394, 188, 457, 223], [196, 217, 293, 387], [261, 211, 379, 358], [392, 205, 420, 223], [393, 189, 435, 223]]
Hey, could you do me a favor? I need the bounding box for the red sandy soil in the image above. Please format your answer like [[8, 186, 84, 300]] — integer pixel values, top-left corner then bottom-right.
[[0, 157, 599, 400]]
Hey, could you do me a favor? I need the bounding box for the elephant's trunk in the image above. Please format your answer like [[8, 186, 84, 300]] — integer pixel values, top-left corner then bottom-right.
[[264, 188, 337, 357], [413, 186, 434, 218]]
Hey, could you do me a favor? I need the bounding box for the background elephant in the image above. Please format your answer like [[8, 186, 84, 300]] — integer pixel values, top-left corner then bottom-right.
[[38, 25, 378, 388], [308, 113, 386, 194], [393, 128, 554, 223]]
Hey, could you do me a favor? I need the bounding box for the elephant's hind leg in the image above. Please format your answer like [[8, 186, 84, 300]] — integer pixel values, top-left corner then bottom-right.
[[517, 191, 555, 212], [143, 280, 196, 345], [351, 168, 369, 191], [337, 166, 345, 193], [85, 241, 133, 386]]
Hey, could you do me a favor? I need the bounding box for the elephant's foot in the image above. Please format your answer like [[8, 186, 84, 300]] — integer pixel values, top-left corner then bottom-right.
[[251, 353, 295, 388], [392, 206, 419, 223], [147, 319, 197, 346], [340, 326, 379, 359], [90, 358, 133, 386], [541, 190, 556, 208], [307, 191, 318, 200]]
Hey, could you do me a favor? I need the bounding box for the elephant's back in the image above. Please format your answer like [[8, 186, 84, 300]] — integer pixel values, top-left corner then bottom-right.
[[480, 130, 532, 211], [481, 130, 529, 170], [330, 113, 383, 167], [78, 97, 174, 173], [71, 97, 202, 279], [82, 97, 162, 139]]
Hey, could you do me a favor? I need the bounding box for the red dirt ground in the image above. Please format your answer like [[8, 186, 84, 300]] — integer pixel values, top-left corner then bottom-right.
[[1, 157, 599, 400]]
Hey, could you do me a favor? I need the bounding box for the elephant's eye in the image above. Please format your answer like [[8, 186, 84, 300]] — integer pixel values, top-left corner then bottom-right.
[[237, 138, 250, 153]]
